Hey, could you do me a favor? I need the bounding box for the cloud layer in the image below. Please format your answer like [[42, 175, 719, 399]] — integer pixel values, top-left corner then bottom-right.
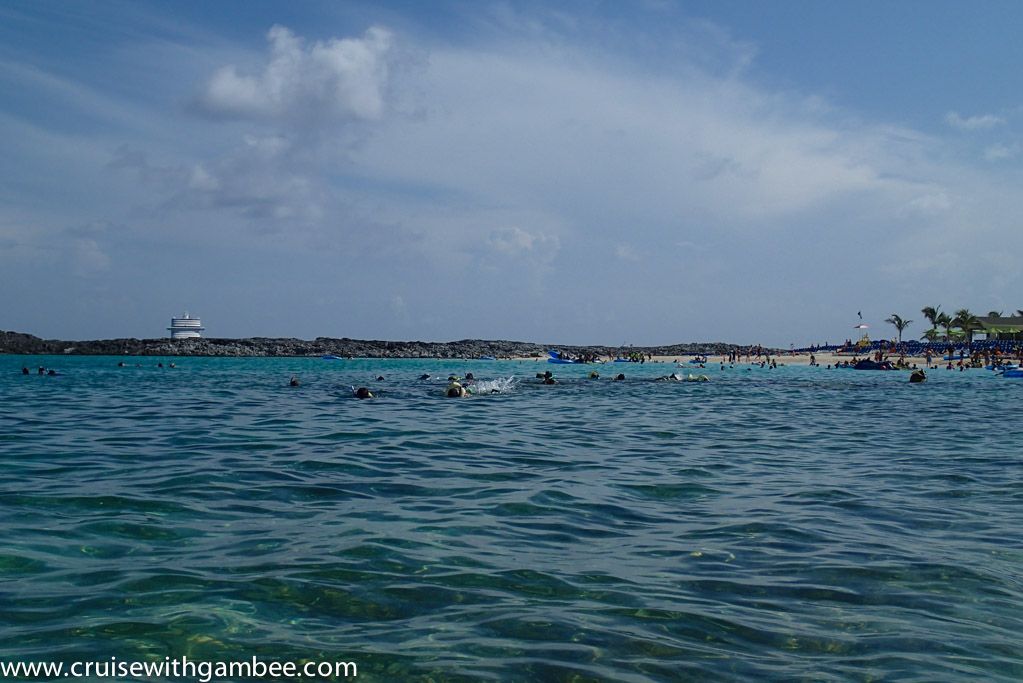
[[197, 25, 393, 123], [2, 5, 1023, 344]]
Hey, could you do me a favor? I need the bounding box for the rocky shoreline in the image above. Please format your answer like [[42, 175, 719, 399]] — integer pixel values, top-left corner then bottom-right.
[[1, 330, 745, 358]]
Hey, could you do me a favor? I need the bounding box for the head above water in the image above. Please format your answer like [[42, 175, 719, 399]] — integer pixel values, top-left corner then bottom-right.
[[355, 387, 373, 399]]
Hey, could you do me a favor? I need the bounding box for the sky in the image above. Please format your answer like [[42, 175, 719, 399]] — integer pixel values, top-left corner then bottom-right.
[[2, 0, 1022, 346]]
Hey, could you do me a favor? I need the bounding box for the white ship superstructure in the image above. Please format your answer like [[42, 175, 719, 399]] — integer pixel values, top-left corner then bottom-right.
[[168, 313, 204, 339]]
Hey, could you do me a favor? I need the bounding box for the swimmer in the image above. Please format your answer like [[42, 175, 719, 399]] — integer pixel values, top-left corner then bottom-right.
[[169, 363, 176, 368], [445, 381, 468, 397], [117, 361, 125, 368], [376, 376, 385, 381], [909, 369, 926, 383], [158, 362, 164, 368], [418, 374, 431, 380], [38, 366, 45, 375], [465, 373, 475, 382], [21, 367, 29, 375], [289, 375, 300, 387], [541, 370, 557, 385], [47, 369, 57, 376], [614, 373, 625, 381], [354, 387, 374, 399], [589, 371, 600, 379]]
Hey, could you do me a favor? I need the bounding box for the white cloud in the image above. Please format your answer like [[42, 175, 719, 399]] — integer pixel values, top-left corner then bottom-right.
[[197, 25, 394, 123], [614, 244, 640, 261], [983, 142, 1019, 161], [945, 111, 1005, 130], [487, 226, 559, 256]]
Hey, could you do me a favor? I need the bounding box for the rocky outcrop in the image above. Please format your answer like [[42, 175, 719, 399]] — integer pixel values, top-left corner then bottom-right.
[[0, 330, 747, 358]]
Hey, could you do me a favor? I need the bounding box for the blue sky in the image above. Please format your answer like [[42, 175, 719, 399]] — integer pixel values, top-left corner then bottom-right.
[[2, 1, 1021, 346]]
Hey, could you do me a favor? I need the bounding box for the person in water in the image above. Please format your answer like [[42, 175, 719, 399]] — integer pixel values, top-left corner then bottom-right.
[[589, 371, 599, 379], [909, 369, 926, 383], [289, 376, 300, 387], [445, 381, 468, 397], [355, 387, 374, 399], [614, 373, 626, 381], [21, 367, 29, 375], [541, 370, 557, 385]]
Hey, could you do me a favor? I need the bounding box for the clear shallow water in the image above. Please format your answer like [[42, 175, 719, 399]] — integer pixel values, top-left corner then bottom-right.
[[2, 355, 1023, 681]]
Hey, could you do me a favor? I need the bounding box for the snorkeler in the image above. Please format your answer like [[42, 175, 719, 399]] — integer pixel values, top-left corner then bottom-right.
[[445, 381, 468, 397]]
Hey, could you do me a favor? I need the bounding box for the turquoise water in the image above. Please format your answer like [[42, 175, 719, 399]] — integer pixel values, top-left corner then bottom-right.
[[2, 355, 1023, 681]]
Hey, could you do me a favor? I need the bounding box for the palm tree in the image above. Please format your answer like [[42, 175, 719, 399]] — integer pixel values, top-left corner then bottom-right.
[[885, 314, 912, 345], [988, 310, 1003, 318], [953, 308, 981, 349], [920, 328, 940, 342], [921, 306, 941, 340], [936, 312, 954, 344]]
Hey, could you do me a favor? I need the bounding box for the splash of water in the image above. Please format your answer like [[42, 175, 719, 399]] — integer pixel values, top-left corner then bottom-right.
[[470, 376, 517, 394]]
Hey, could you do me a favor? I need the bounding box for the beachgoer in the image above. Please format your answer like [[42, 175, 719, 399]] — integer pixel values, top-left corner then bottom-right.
[[909, 369, 926, 383], [47, 369, 57, 376], [614, 373, 625, 381], [542, 370, 556, 385], [21, 367, 29, 375], [289, 376, 300, 387], [37, 367, 45, 375], [418, 374, 430, 380], [589, 371, 599, 379], [376, 376, 385, 381], [445, 381, 467, 397], [355, 387, 374, 399]]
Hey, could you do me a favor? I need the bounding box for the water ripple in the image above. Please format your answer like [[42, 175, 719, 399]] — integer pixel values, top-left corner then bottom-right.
[[2, 357, 1023, 680]]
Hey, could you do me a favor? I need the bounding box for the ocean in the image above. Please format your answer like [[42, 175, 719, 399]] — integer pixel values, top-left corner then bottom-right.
[[2, 355, 1022, 681]]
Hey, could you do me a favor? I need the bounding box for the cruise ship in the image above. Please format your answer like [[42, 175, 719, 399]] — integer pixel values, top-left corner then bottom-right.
[[168, 313, 204, 339]]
